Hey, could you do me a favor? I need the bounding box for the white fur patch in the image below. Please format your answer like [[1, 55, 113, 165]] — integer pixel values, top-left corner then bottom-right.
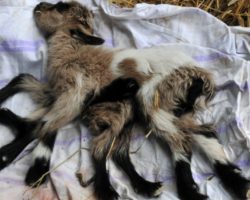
[[193, 134, 227, 164], [2, 155, 7, 162], [152, 109, 178, 134], [111, 47, 196, 77], [247, 189, 250, 199], [173, 152, 190, 162], [138, 74, 164, 112], [32, 142, 52, 161], [153, 184, 165, 197]]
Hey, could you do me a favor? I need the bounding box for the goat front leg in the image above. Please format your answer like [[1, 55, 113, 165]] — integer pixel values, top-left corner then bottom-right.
[[25, 132, 57, 187], [0, 108, 37, 170]]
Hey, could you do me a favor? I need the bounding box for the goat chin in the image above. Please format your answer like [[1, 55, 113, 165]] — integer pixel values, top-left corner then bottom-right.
[[0, 1, 249, 200]]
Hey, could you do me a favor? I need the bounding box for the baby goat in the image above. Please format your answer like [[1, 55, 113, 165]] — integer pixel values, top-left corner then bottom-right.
[[0, 1, 249, 200]]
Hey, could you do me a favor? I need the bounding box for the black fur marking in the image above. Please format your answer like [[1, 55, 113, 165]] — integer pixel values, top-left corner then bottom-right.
[[175, 159, 208, 200], [0, 108, 26, 135], [25, 157, 50, 187], [214, 161, 250, 199], [0, 108, 37, 137], [70, 29, 104, 45], [0, 109, 37, 170], [96, 121, 111, 132], [0, 74, 34, 105], [25, 133, 57, 187], [41, 89, 55, 107], [55, 1, 70, 13], [42, 132, 57, 151], [93, 156, 119, 200], [174, 78, 204, 117], [83, 90, 95, 110], [112, 122, 162, 197], [90, 78, 139, 105], [193, 124, 217, 138], [0, 135, 33, 170]]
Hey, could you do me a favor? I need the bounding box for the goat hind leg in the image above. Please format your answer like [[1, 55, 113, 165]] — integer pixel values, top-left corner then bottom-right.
[[112, 122, 163, 198], [192, 129, 250, 200], [91, 133, 119, 200], [150, 110, 207, 200], [165, 136, 208, 200]]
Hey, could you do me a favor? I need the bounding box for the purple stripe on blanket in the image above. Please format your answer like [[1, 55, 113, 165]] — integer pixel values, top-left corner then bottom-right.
[[216, 81, 249, 91], [0, 40, 45, 52], [192, 52, 223, 62], [236, 159, 250, 168], [104, 38, 113, 47], [0, 79, 8, 86], [193, 172, 215, 181], [216, 117, 244, 136], [54, 136, 81, 146], [0, 40, 44, 46], [0, 177, 24, 186]]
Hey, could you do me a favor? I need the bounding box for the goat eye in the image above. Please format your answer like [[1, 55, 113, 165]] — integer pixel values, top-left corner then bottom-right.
[[81, 21, 87, 26], [79, 20, 88, 27], [55, 2, 70, 13]]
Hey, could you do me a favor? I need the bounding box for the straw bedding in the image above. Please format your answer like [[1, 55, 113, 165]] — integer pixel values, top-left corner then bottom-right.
[[112, 0, 250, 27]]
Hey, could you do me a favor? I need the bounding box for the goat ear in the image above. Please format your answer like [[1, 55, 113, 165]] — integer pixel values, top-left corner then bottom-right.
[[70, 29, 104, 45]]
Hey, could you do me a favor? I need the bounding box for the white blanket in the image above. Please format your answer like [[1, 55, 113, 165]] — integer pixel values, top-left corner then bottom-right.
[[0, 0, 249, 199]]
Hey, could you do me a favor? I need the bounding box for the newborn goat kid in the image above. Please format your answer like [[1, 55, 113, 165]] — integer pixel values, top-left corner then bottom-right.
[[0, 1, 249, 200]]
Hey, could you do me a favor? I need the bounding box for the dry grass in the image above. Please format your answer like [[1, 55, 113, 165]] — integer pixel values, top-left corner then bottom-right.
[[111, 0, 250, 27]]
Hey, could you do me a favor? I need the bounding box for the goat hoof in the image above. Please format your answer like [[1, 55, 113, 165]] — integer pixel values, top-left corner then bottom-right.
[[178, 190, 208, 200], [0, 142, 22, 171], [0, 153, 9, 170], [95, 186, 119, 200], [25, 158, 50, 187], [133, 181, 164, 197]]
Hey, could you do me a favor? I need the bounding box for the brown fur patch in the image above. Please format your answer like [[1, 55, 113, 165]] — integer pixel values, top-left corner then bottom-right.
[[118, 58, 150, 85], [157, 66, 215, 113]]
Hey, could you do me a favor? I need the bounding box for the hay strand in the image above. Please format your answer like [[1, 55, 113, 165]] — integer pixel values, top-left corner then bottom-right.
[[112, 0, 250, 26]]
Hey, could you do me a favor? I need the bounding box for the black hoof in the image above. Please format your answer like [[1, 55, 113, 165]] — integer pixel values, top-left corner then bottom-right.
[[0, 139, 29, 170], [94, 180, 119, 200], [25, 158, 50, 187], [132, 180, 163, 197], [177, 183, 208, 200], [214, 162, 250, 200]]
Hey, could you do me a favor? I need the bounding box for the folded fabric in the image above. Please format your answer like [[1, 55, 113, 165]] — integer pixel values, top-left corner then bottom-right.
[[0, 0, 249, 199]]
